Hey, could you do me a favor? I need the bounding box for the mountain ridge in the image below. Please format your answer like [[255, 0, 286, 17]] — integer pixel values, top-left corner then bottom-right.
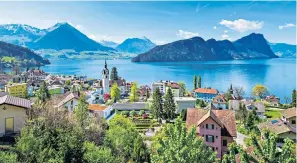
[[132, 33, 279, 62]]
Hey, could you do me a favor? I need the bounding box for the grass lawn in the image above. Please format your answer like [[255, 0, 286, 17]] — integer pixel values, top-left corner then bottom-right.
[[265, 108, 282, 119]]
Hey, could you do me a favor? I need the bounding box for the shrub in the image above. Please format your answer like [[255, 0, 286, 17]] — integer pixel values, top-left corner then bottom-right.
[[121, 111, 129, 117], [139, 110, 145, 116], [130, 110, 137, 117]]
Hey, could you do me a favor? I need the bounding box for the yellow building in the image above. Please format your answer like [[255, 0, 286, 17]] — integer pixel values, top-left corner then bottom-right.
[[0, 95, 31, 136], [5, 83, 27, 98]]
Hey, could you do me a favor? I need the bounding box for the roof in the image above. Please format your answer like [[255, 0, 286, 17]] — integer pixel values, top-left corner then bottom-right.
[[88, 104, 108, 111], [167, 82, 179, 89], [0, 92, 8, 97], [257, 119, 296, 135], [186, 108, 237, 137], [57, 92, 80, 108], [204, 103, 218, 110], [194, 88, 218, 94], [6, 83, 27, 87], [280, 108, 296, 118], [112, 102, 149, 111], [0, 95, 31, 109], [174, 97, 196, 102], [213, 94, 227, 104]]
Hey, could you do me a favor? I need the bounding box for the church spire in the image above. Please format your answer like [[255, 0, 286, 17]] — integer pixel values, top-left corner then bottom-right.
[[105, 59, 107, 69]]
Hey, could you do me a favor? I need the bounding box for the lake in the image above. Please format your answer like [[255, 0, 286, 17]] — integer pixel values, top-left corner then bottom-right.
[[42, 58, 296, 102]]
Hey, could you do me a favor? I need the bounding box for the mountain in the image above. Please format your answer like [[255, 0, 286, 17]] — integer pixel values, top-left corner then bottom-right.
[[0, 24, 46, 47], [32, 23, 115, 52], [99, 40, 119, 48], [132, 33, 278, 62], [269, 43, 296, 58], [116, 37, 156, 54], [0, 41, 50, 66]]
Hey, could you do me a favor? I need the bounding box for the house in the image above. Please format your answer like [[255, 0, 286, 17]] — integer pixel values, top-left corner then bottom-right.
[[152, 80, 180, 97], [186, 109, 237, 159], [56, 92, 80, 111], [25, 69, 48, 81], [88, 104, 111, 119], [229, 100, 265, 119], [5, 83, 27, 98], [257, 108, 296, 147], [193, 88, 218, 103], [112, 102, 149, 112], [0, 74, 12, 89], [0, 95, 31, 137], [174, 97, 196, 113], [138, 85, 151, 101], [264, 95, 280, 107], [212, 95, 228, 110], [48, 85, 65, 95], [86, 91, 103, 104]]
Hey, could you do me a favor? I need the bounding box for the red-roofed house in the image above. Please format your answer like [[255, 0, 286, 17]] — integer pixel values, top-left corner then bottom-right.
[[194, 88, 218, 102], [186, 108, 237, 159]]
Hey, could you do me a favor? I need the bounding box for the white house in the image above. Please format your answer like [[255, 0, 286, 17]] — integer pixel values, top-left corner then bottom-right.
[[212, 94, 228, 110], [174, 97, 196, 113], [88, 104, 112, 119], [57, 92, 80, 112]]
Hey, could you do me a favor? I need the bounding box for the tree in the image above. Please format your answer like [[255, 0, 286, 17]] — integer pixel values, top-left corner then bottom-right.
[[198, 76, 202, 88], [65, 80, 71, 86], [16, 107, 85, 163], [163, 88, 176, 120], [130, 82, 139, 102], [104, 115, 149, 162], [132, 135, 150, 163], [110, 67, 119, 80], [35, 81, 50, 103], [130, 110, 137, 117], [291, 89, 296, 107], [236, 104, 248, 124], [178, 81, 186, 96], [234, 86, 245, 100], [0, 151, 17, 163], [244, 109, 259, 132], [250, 130, 296, 163], [152, 117, 217, 163], [150, 88, 163, 120], [145, 88, 150, 101], [84, 142, 115, 163], [193, 75, 197, 89], [252, 84, 268, 99], [110, 83, 120, 102], [103, 93, 111, 102], [74, 94, 89, 128], [222, 143, 256, 163]]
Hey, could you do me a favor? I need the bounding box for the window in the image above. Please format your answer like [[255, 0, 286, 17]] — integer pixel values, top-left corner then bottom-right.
[[206, 135, 215, 142], [206, 124, 215, 129], [223, 140, 228, 146], [216, 147, 218, 150], [212, 124, 215, 129], [206, 124, 208, 129], [292, 120, 296, 124], [212, 147, 215, 151], [216, 136, 218, 139]]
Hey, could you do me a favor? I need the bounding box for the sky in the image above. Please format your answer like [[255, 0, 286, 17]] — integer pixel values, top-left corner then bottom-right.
[[0, 1, 295, 44]]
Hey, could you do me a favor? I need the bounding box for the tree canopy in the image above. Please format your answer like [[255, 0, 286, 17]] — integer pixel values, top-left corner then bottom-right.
[[150, 87, 163, 119], [110, 83, 120, 102], [252, 84, 268, 99], [110, 67, 119, 80], [163, 88, 176, 120], [129, 82, 139, 102]]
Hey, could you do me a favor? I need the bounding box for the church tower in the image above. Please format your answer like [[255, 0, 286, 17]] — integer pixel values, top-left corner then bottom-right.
[[102, 60, 110, 93]]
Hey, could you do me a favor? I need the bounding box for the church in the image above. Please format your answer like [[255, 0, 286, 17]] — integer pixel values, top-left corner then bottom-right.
[[92, 60, 127, 96]]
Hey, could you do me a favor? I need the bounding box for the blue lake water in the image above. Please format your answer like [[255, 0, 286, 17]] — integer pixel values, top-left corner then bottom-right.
[[42, 58, 296, 102]]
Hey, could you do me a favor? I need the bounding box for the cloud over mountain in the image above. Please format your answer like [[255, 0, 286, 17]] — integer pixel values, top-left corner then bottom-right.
[[219, 19, 264, 32]]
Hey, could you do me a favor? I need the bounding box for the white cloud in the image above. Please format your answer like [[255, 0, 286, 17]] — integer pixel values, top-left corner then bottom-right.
[[224, 30, 228, 33], [88, 34, 97, 40], [213, 26, 217, 30], [154, 40, 167, 45], [279, 23, 296, 29], [219, 19, 264, 32], [221, 34, 231, 40], [177, 30, 199, 39]]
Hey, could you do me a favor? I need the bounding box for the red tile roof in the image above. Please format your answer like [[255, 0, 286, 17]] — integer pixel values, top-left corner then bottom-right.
[[280, 108, 296, 118], [194, 88, 218, 94], [88, 104, 108, 111], [186, 108, 236, 137]]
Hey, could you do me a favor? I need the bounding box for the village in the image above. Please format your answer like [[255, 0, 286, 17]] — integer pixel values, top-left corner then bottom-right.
[[0, 60, 296, 162]]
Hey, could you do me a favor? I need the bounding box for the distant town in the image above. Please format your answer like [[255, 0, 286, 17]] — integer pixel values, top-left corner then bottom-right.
[[0, 59, 296, 162]]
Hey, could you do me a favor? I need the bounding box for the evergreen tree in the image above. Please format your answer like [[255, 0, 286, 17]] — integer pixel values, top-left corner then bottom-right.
[[110, 83, 120, 102], [152, 117, 217, 163], [129, 82, 139, 102], [236, 104, 248, 124], [132, 135, 150, 163], [145, 88, 150, 101], [110, 67, 119, 80], [35, 81, 50, 103], [163, 88, 176, 120], [150, 88, 163, 120], [292, 89, 296, 107], [193, 75, 197, 89], [198, 76, 202, 88], [74, 94, 89, 128]]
